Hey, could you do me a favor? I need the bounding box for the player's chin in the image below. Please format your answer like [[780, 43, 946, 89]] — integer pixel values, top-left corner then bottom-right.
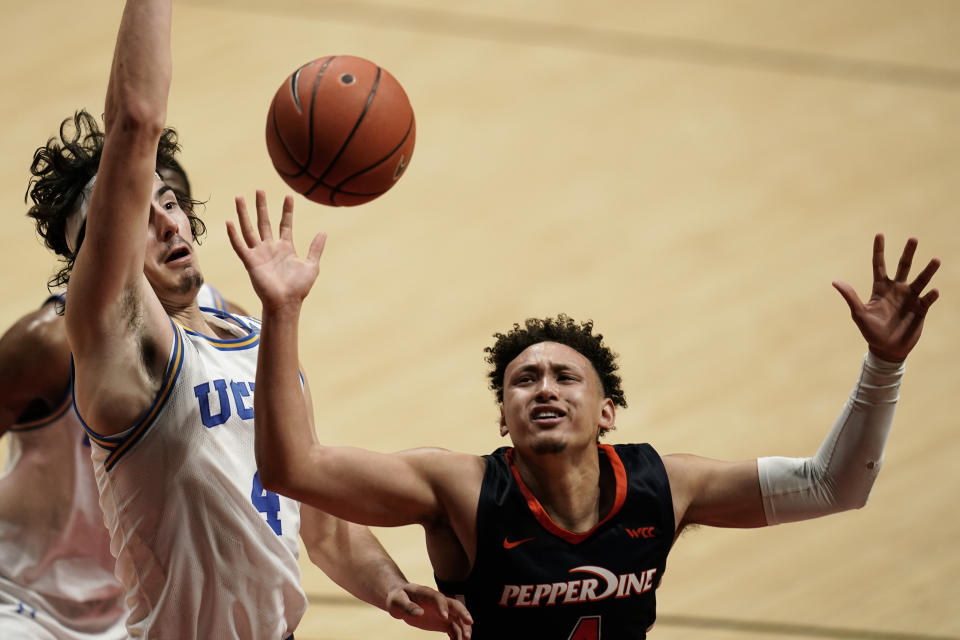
[[164, 270, 204, 298], [529, 436, 568, 455]]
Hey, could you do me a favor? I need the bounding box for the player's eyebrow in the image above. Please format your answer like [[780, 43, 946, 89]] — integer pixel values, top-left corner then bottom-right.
[[510, 361, 582, 377]]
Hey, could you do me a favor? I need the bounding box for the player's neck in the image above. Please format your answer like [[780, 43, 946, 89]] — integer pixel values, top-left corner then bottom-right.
[[514, 446, 614, 533], [168, 304, 240, 340]]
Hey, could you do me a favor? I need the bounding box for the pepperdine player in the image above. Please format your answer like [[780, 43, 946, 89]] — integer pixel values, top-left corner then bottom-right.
[[231, 191, 939, 637]]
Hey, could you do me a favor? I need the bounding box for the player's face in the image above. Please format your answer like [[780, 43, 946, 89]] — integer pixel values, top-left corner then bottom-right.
[[500, 342, 614, 456], [143, 175, 203, 305]]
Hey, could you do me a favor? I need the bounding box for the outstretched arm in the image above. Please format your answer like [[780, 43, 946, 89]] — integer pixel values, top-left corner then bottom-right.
[[668, 234, 941, 530], [226, 191, 478, 529]]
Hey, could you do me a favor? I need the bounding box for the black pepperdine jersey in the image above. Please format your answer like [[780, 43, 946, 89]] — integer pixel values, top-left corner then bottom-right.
[[436, 443, 675, 640]]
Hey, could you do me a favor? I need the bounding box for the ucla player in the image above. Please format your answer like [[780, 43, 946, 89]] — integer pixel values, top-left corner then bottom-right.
[[231, 182, 940, 637], [23, 1, 472, 638], [0, 277, 263, 640], [1, 99, 241, 640]]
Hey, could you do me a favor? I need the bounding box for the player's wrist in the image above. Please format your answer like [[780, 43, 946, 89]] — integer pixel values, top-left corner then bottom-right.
[[261, 298, 305, 318], [865, 348, 907, 370]]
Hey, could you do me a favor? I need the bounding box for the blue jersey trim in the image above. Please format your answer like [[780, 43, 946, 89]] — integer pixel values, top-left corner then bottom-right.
[[177, 310, 260, 351]]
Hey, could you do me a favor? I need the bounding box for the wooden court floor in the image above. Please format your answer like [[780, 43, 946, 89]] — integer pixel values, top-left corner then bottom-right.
[[1, 1, 957, 638]]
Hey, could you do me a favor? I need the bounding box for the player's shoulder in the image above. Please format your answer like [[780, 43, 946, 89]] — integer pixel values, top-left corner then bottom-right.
[[398, 447, 487, 481], [0, 299, 71, 422], [0, 298, 68, 362], [398, 446, 483, 465]]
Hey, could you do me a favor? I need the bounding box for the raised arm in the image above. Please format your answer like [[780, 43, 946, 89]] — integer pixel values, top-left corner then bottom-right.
[[65, 0, 176, 434], [228, 192, 474, 636], [226, 191, 480, 529], [667, 234, 940, 531]]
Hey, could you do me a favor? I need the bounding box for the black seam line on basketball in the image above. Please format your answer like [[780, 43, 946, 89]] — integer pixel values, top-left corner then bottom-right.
[[187, 0, 960, 93], [270, 97, 307, 174], [330, 115, 413, 191], [304, 66, 382, 199], [330, 184, 392, 206], [295, 56, 336, 179], [294, 169, 391, 197], [276, 56, 335, 179], [331, 184, 391, 201]]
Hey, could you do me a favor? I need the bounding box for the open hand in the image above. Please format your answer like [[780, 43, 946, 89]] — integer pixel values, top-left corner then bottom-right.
[[225, 190, 326, 312], [387, 582, 473, 639], [833, 234, 940, 362]]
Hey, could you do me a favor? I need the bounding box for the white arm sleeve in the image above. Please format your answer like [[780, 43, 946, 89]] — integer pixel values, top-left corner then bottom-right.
[[756, 352, 905, 525]]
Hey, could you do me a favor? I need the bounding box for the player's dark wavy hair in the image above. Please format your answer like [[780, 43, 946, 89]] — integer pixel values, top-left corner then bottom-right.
[[484, 314, 627, 411], [25, 109, 206, 291]]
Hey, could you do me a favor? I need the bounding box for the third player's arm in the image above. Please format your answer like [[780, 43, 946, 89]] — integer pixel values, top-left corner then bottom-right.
[[299, 504, 473, 637]]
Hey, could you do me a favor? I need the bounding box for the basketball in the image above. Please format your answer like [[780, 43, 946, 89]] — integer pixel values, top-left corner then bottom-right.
[[265, 55, 416, 207]]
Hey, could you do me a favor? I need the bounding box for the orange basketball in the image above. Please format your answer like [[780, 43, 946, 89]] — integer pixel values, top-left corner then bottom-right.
[[265, 55, 416, 207]]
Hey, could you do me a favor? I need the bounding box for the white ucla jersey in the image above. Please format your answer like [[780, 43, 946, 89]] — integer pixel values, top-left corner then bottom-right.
[[195, 282, 229, 312], [81, 310, 305, 640], [0, 393, 127, 639]]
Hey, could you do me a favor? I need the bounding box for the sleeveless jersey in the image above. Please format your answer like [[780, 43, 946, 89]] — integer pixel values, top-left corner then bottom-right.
[[436, 444, 675, 640], [0, 298, 126, 639], [79, 310, 306, 639]]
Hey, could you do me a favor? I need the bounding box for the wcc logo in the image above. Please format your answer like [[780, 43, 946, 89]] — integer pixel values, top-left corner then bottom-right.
[[193, 379, 255, 428], [625, 526, 655, 539]]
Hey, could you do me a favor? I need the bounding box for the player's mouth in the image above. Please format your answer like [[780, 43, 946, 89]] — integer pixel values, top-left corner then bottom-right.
[[164, 245, 191, 265], [530, 405, 566, 426]]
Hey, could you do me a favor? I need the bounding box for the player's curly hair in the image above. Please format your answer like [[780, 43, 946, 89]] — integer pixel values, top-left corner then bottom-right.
[[25, 110, 206, 291], [484, 314, 627, 409]]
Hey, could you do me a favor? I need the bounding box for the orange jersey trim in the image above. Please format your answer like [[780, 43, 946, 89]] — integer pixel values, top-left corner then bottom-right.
[[506, 443, 628, 544]]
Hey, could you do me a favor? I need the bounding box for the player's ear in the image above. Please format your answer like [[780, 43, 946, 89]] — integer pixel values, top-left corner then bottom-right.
[[598, 398, 616, 435], [499, 406, 509, 437]]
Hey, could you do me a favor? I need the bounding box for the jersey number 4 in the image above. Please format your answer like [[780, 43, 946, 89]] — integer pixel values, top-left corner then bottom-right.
[[251, 471, 283, 535], [567, 616, 600, 640]]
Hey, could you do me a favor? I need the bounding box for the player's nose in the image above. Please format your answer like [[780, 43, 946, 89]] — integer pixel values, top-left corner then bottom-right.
[[151, 204, 178, 241], [534, 376, 560, 400]]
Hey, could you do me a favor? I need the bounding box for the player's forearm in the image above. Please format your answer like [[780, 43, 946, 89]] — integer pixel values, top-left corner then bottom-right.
[[757, 352, 904, 524], [77, 0, 172, 317], [305, 518, 408, 611], [255, 304, 317, 493], [105, 0, 171, 133]]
